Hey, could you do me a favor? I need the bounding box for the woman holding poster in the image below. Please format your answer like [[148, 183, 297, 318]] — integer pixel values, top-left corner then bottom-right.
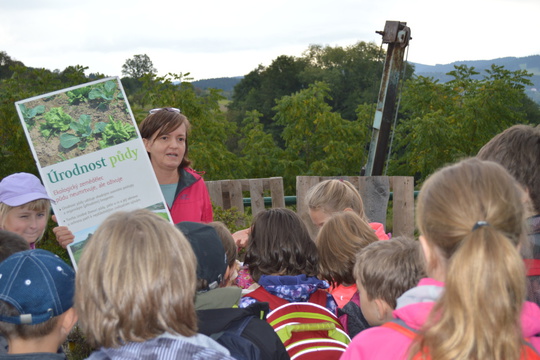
[[54, 107, 213, 249], [139, 107, 213, 224]]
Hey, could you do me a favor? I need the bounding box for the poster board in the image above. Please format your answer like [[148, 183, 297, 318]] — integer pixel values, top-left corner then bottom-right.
[[15, 77, 171, 269]]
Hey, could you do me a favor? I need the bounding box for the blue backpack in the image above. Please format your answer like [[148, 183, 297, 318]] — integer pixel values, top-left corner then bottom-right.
[[211, 315, 261, 360]]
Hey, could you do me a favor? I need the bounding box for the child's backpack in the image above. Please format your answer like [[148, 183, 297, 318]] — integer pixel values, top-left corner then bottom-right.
[[382, 318, 540, 360], [248, 287, 351, 360], [210, 315, 261, 360]]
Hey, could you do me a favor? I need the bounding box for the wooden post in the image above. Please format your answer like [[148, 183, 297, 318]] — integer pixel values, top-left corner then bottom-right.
[[389, 176, 415, 237]]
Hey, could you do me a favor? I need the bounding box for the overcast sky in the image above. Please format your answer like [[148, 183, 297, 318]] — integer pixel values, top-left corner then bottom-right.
[[1, 0, 539, 81]]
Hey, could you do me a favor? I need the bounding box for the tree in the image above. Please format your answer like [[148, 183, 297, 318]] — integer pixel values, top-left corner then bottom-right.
[[121, 54, 157, 79], [128, 72, 241, 181], [238, 110, 284, 179], [388, 64, 538, 182], [0, 63, 89, 178], [229, 56, 309, 143], [0, 51, 25, 80], [274, 82, 370, 192]]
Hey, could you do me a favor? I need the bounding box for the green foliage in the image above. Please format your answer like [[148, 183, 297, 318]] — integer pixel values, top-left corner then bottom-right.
[[98, 116, 137, 148], [212, 205, 251, 233], [89, 80, 118, 101], [19, 103, 45, 126], [238, 110, 284, 179], [129, 72, 242, 180], [0, 63, 89, 177], [388, 64, 537, 182], [40, 107, 73, 138], [273, 81, 370, 192], [88, 80, 122, 109], [228, 41, 404, 146], [66, 86, 92, 105], [59, 114, 107, 150]]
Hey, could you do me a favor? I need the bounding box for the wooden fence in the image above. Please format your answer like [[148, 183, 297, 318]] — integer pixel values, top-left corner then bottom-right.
[[296, 176, 415, 238], [206, 175, 415, 238], [206, 177, 285, 225]]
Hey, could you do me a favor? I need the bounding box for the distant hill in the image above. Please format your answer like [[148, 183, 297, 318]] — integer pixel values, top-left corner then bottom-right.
[[189, 56, 540, 104], [191, 76, 243, 92], [411, 55, 540, 104]]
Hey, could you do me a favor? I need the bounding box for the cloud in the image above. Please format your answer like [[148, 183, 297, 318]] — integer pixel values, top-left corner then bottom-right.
[[1, 0, 538, 80]]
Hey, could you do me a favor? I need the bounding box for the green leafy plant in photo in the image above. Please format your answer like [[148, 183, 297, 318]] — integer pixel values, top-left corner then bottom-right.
[[40, 107, 73, 138], [98, 116, 137, 149], [19, 104, 45, 127], [59, 114, 107, 150], [66, 87, 92, 105], [88, 80, 123, 109]]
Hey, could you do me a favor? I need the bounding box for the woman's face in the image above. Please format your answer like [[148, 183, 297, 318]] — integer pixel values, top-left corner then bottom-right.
[[2, 207, 48, 245], [143, 123, 187, 173]]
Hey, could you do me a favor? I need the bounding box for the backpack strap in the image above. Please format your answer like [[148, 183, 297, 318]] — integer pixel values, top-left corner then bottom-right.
[[308, 289, 330, 307], [382, 318, 418, 339], [524, 259, 540, 276], [384, 320, 540, 360], [523, 338, 540, 358], [247, 287, 330, 310], [247, 287, 288, 310], [210, 315, 254, 341]]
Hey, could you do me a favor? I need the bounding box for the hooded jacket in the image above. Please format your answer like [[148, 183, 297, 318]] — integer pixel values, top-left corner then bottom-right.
[[170, 168, 213, 224], [340, 278, 540, 359], [239, 274, 338, 314]]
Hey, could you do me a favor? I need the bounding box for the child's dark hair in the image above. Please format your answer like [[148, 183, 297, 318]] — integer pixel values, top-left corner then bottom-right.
[[244, 208, 319, 283], [0, 230, 30, 262], [477, 124, 540, 214], [0, 301, 58, 340]]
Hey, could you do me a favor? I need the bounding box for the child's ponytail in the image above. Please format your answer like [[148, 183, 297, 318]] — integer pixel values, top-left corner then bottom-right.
[[413, 158, 528, 360]]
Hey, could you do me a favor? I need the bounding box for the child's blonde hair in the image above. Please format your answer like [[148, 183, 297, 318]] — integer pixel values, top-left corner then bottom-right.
[[316, 211, 378, 287], [75, 209, 198, 348], [305, 179, 368, 221], [413, 158, 527, 360], [354, 236, 424, 308]]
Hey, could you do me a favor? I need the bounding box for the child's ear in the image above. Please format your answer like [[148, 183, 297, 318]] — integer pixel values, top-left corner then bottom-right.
[[343, 208, 353, 213], [60, 308, 78, 337], [222, 266, 231, 287], [374, 298, 393, 323], [419, 235, 433, 268]]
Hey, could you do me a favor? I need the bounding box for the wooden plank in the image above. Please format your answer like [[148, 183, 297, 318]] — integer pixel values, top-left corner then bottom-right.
[[249, 179, 265, 216], [206, 180, 224, 208], [359, 176, 390, 226], [227, 180, 244, 214], [269, 177, 285, 208], [296, 176, 324, 239], [391, 176, 415, 238]]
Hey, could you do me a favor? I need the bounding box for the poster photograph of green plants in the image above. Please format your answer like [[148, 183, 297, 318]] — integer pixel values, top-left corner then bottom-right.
[[16, 77, 137, 168]]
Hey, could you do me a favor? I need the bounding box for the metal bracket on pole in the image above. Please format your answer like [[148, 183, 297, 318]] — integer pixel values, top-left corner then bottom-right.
[[364, 21, 411, 176]]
